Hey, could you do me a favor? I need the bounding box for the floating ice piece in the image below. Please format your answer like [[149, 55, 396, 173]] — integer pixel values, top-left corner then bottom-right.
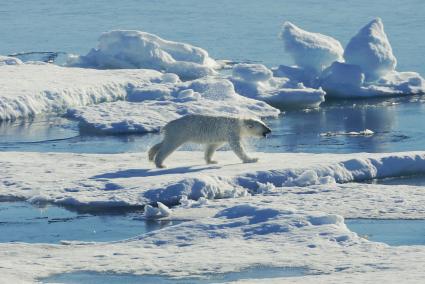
[[68, 30, 218, 80], [272, 65, 318, 87], [69, 78, 279, 134], [232, 63, 273, 82], [0, 55, 23, 65], [231, 63, 325, 109], [0, 63, 166, 121], [280, 22, 344, 72], [144, 202, 172, 219], [320, 129, 374, 137], [344, 18, 397, 81]]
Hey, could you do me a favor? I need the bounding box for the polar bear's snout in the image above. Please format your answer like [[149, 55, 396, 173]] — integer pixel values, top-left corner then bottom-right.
[[263, 126, 272, 137]]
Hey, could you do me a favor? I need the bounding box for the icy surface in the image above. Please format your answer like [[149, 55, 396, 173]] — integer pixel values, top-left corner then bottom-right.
[[344, 18, 396, 81], [0, 63, 167, 121], [2, 151, 425, 282], [2, 151, 425, 213], [68, 30, 218, 80], [230, 63, 325, 109], [0, 55, 23, 65], [68, 77, 279, 134], [280, 22, 344, 72]]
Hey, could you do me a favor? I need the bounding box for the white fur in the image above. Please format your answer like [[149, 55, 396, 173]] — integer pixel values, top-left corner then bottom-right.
[[148, 114, 271, 168]]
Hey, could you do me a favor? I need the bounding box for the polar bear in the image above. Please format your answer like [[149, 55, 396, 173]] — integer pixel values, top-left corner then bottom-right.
[[148, 114, 271, 168]]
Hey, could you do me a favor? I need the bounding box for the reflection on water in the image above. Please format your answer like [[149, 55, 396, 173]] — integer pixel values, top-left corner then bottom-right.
[[1, 97, 425, 154]]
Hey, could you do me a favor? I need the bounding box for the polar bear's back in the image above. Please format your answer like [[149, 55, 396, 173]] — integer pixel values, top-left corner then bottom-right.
[[162, 114, 241, 144]]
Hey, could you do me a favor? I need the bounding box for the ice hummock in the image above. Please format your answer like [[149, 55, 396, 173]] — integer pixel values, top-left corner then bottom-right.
[[230, 63, 325, 109], [280, 22, 344, 73], [67, 30, 219, 80], [68, 77, 280, 134], [344, 18, 397, 81], [0, 63, 169, 121], [279, 19, 424, 98]]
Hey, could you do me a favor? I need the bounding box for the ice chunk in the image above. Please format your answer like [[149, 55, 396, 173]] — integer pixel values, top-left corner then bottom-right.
[[320, 62, 365, 97], [272, 65, 318, 87], [344, 18, 397, 81], [280, 22, 344, 72], [68, 30, 218, 80], [0, 55, 23, 65], [232, 63, 273, 82], [230, 64, 325, 109]]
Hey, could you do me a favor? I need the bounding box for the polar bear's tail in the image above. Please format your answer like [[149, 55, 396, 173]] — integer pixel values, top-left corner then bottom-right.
[[148, 142, 163, 162]]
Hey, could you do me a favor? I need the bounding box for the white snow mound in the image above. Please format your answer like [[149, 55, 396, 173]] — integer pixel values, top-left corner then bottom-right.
[[68, 30, 218, 80], [344, 18, 397, 81], [0, 63, 167, 121], [280, 22, 344, 72], [68, 77, 280, 134]]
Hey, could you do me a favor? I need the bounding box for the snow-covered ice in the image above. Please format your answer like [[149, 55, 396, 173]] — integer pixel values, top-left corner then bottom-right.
[[230, 63, 325, 109], [2, 150, 425, 282], [344, 18, 397, 81], [0, 63, 169, 121], [280, 22, 344, 73], [0, 55, 23, 66], [68, 77, 279, 134], [67, 30, 219, 80], [2, 151, 425, 210], [278, 19, 425, 99]]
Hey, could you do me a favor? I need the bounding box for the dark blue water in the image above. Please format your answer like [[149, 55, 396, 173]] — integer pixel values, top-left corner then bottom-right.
[[0, 202, 178, 243], [42, 266, 309, 284], [346, 219, 425, 246]]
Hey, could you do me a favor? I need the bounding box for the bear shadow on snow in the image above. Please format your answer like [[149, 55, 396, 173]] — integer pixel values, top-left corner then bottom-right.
[[90, 165, 219, 179]]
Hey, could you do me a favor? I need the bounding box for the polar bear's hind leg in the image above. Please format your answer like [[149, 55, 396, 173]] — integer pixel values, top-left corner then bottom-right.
[[204, 143, 222, 164]]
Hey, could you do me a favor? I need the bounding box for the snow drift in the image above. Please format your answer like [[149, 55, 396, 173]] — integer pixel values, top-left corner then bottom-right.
[[68, 30, 219, 80]]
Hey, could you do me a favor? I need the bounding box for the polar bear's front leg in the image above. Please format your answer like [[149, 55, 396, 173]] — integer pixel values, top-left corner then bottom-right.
[[229, 137, 258, 163], [204, 143, 222, 164], [154, 138, 184, 168]]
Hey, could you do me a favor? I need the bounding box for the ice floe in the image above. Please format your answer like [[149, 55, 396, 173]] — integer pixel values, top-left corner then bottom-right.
[[280, 22, 344, 73], [230, 63, 325, 109], [344, 18, 397, 81], [278, 19, 425, 99], [0, 63, 169, 121], [2, 151, 425, 210], [68, 77, 279, 134], [67, 30, 219, 80]]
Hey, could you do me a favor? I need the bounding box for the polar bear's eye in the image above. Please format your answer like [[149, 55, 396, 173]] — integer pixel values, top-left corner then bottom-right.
[[247, 123, 254, 128]]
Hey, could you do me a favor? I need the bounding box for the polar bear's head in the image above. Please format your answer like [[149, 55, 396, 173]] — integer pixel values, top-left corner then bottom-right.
[[242, 118, 272, 138]]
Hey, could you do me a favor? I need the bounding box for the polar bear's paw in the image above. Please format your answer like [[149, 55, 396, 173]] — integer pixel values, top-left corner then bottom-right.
[[207, 160, 218, 164], [243, 157, 259, 163], [156, 163, 167, 169]]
